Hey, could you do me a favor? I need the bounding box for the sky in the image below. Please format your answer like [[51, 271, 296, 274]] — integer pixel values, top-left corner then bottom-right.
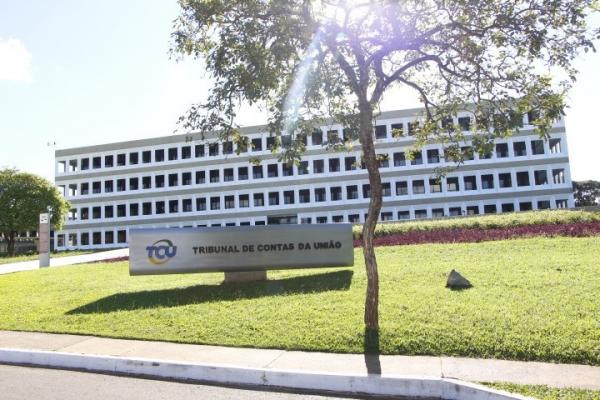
[[1, 1, 599, 182]]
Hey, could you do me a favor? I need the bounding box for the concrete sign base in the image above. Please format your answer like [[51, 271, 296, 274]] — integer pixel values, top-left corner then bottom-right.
[[224, 270, 267, 283]]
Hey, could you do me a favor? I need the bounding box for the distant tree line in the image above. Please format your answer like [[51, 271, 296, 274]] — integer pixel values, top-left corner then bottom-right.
[[573, 180, 600, 207]]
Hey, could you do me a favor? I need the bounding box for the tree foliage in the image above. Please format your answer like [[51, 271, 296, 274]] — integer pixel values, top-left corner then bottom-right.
[[573, 180, 600, 207], [0, 169, 70, 256], [171, 0, 599, 334]]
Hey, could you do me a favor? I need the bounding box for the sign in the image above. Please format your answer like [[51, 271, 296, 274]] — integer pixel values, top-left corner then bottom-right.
[[39, 213, 50, 267], [39, 213, 49, 224], [129, 224, 354, 276]]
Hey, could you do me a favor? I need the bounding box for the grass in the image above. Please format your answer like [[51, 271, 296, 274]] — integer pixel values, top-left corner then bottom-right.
[[0, 236, 599, 365], [0, 250, 96, 265], [484, 383, 600, 400], [352, 209, 600, 239]]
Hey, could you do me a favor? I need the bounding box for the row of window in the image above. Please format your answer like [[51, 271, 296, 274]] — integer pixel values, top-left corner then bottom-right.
[[57, 131, 562, 174], [57, 198, 570, 247], [68, 168, 567, 221]]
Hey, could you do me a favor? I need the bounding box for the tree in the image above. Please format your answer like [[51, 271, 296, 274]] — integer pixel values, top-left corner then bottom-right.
[[573, 180, 600, 207], [171, 0, 598, 339], [0, 169, 70, 256]]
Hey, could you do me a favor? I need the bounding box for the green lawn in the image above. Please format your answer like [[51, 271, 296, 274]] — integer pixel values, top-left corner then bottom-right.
[[0, 250, 95, 265], [0, 237, 598, 364], [485, 383, 600, 400]]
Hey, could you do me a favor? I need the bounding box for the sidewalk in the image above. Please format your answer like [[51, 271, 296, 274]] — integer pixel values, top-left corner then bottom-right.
[[0, 331, 598, 397], [0, 249, 129, 275]]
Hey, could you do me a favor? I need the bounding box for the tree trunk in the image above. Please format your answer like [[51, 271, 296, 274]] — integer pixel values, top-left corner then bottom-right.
[[7, 232, 16, 257], [358, 103, 383, 340]]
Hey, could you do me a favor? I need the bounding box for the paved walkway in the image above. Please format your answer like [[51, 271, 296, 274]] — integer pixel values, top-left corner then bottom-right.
[[0, 331, 598, 391], [0, 249, 129, 275]]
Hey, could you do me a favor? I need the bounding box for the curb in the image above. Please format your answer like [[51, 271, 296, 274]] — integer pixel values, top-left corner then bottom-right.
[[0, 348, 530, 400]]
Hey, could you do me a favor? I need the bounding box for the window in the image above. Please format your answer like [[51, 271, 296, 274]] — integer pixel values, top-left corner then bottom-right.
[[519, 202, 532, 211], [117, 179, 126, 192], [196, 198, 206, 211], [117, 230, 127, 244], [410, 150, 423, 166], [253, 165, 263, 179], [142, 151, 151, 163], [316, 216, 328, 224], [104, 155, 113, 168], [531, 140, 545, 155], [346, 185, 358, 199], [298, 161, 309, 175], [167, 147, 177, 161], [396, 211, 409, 220], [496, 143, 509, 158], [284, 190, 295, 204], [391, 123, 404, 137], [549, 138, 562, 154], [225, 195, 235, 209], [252, 138, 262, 151], [314, 188, 326, 202], [396, 181, 408, 195], [266, 137, 276, 150], [80, 232, 89, 246], [299, 189, 310, 203], [81, 158, 89, 170], [93, 157, 102, 169], [168, 173, 178, 187], [534, 170, 548, 185], [329, 158, 340, 172], [255, 220, 266, 226], [210, 169, 220, 183], [348, 214, 360, 223], [142, 202, 152, 215], [182, 146, 191, 159], [209, 143, 219, 156], [382, 182, 391, 197], [381, 211, 393, 221], [283, 164, 293, 176], [393, 152, 406, 167], [210, 197, 220, 210], [156, 201, 165, 214], [238, 139, 249, 153], [130, 203, 139, 217], [538, 200, 551, 210], [92, 232, 102, 245], [105, 231, 114, 245], [375, 125, 387, 139], [267, 164, 278, 178], [484, 204, 497, 214], [101, 181, 112, 193], [447, 177, 459, 192], [104, 205, 113, 218], [195, 144, 205, 157], [313, 159, 324, 173], [466, 205, 479, 215], [253, 193, 264, 207], [556, 199, 568, 209], [513, 141, 527, 156], [458, 116, 471, 131], [481, 174, 494, 189], [117, 204, 126, 217], [432, 208, 445, 218], [362, 184, 371, 198], [223, 141, 233, 154], [129, 177, 139, 191], [516, 171, 530, 186], [239, 194, 250, 208], [553, 169, 565, 184], [332, 215, 344, 223], [499, 173, 512, 188], [117, 154, 126, 166], [461, 146, 474, 161], [378, 154, 389, 168], [81, 182, 89, 195], [415, 209, 428, 219], [412, 180, 425, 194], [312, 129, 323, 145], [268, 192, 279, 206], [129, 152, 138, 165], [427, 149, 440, 164], [502, 203, 515, 212], [464, 176, 477, 190], [92, 181, 101, 194], [449, 207, 462, 216], [224, 168, 234, 182], [327, 129, 340, 144], [429, 179, 442, 193], [80, 208, 89, 220], [345, 156, 356, 171], [155, 149, 164, 162], [92, 206, 101, 219], [238, 167, 249, 180], [408, 121, 419, 135], [330, 186, 342, 201]]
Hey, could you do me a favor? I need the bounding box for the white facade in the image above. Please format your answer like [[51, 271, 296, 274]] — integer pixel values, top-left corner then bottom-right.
[[54, 108, 574, 250]]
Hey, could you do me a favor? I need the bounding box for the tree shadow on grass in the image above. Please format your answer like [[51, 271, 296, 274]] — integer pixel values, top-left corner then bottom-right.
[[67, 270, 353, 315]]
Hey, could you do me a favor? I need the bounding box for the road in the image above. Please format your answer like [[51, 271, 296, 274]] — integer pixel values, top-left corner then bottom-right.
[[0, 365, 377, 400]]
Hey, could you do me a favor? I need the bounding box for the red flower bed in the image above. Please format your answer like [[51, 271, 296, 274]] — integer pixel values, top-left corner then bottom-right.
[[353, 221, 600, 248]]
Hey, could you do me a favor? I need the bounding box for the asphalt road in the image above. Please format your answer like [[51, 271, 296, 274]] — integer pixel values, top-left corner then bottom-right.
[[0, 365, 376, 400]]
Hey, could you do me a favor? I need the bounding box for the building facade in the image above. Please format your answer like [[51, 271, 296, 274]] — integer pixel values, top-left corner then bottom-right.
[[53, 108, 574, 250]]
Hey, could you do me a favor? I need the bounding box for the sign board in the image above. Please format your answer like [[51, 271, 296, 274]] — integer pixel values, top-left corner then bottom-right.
[[129, 224, 354, 276], [39, 213, 50, 267], [39, 213, 49, 224]]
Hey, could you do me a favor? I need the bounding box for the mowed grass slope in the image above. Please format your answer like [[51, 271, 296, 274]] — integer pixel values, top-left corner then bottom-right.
[[0, 237, 599, 364]]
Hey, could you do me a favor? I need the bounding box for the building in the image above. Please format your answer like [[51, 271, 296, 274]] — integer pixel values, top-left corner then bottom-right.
[[53, 108, 574, 250]]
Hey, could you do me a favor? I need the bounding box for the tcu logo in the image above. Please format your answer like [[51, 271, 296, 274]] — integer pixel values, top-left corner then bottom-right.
[[146, 239, 177, 265]]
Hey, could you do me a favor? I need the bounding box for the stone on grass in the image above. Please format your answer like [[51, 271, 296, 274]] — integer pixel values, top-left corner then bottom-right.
[[446, 269, 472, 290]]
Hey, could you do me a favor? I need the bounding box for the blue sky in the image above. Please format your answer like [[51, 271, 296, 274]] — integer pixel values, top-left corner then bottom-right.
[[1, 1, 599, 182]]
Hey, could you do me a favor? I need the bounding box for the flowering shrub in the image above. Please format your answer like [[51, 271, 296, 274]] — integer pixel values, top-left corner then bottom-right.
[[354, 221, 600, 247]]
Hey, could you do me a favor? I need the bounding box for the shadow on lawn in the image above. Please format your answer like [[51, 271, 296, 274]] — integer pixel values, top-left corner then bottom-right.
[[67, 270, 353, 315]]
